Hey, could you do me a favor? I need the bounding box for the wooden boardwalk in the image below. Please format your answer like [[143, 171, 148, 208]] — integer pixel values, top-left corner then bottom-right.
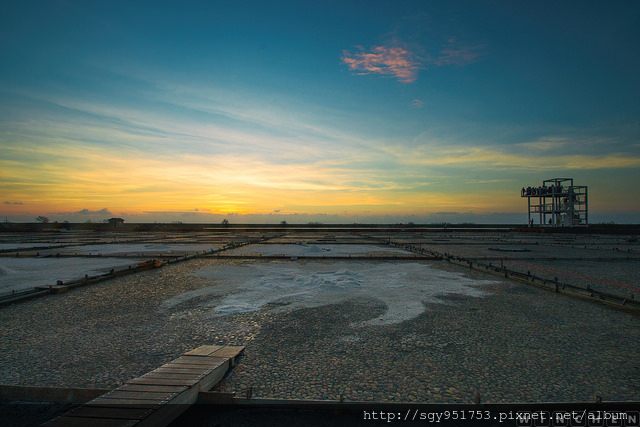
[[41, 345, 244, 427]]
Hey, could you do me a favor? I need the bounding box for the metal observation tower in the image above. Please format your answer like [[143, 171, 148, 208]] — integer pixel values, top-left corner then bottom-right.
[[521, 178, 588, 228]]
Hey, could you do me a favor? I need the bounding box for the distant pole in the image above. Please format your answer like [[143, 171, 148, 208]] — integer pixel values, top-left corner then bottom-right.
[[585, 187, 588, 226]]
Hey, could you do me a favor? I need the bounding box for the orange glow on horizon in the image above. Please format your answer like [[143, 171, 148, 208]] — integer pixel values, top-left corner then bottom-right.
[[2, 131, 638, 222]]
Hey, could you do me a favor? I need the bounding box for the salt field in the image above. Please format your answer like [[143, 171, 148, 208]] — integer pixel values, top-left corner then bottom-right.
[[0, 228, 639, 406], [0, 257, 145, 293], [0, 236, 225, 293], [400, 233, 640, 297], [231, 243, 414, 257], [41, 242, 221, 256]]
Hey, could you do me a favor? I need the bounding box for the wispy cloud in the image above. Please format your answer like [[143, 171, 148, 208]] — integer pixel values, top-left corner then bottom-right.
[[385, 143, 640, 171], [513, 138, 571, 156], [13, 85, 362, 165], [3, 201, 23, 205], [431, 37, 485, 66], [341, 45, 420, 83], [411, 99, 424, 108]]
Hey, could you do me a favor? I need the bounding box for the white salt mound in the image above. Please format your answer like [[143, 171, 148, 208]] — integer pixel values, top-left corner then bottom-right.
[[162, 262, 496, 327]]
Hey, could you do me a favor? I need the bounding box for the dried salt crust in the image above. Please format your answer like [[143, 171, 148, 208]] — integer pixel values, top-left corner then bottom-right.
[[162, 262, 497, 327]]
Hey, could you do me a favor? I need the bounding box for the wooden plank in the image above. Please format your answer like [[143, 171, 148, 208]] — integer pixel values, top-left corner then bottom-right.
[[116, 384, 187, 393], [151, 366, 210, 374], [145, 371, 208, 378], [161, 362, 221, 371], [140, 372, 205, 381], [183, 345, 223, 356], [100, 390, 179, 401], [88, 397, 166, 407], [42, 416, 138, 427], [141, 371, 203, 379], [145, 368, 210, 376], [177, 354, 229, 362], [209, 345, 245, 359], [154, 364, 212, 371], [171, 355, 228, 366], [127, 377, 202, 387], [65, 406, 154, 420]]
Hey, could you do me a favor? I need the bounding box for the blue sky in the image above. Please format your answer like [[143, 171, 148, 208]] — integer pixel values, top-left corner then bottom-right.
[[1, 1, 639, 223]]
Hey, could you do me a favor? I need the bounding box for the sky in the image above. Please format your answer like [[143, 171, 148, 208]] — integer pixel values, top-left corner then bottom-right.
[[1, 1, 639, 224]]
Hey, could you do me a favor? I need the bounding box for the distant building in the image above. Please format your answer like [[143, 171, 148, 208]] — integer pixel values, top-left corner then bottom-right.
[[108, 217, 125, 228]]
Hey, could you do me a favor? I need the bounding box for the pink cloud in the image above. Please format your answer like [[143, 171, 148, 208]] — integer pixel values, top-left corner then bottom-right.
[[341, 45, 420, 83], [342, 38, 485, 83]]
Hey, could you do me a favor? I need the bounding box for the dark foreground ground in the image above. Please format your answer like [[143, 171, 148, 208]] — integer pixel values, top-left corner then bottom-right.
[[0, 228, 639, 426], [4, 401, 640, 427]]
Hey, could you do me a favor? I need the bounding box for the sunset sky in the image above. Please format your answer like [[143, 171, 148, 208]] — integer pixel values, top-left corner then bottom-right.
[[1, 1, 639, 224]]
